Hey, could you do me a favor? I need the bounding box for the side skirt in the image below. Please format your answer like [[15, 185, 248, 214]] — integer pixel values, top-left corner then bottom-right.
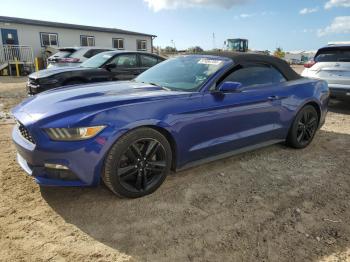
[[175, 139, 285, 172]]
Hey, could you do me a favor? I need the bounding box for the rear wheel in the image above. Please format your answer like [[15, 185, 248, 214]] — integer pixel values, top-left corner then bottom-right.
[[287, 105, 319, 149], [102, 128, 172, 198]]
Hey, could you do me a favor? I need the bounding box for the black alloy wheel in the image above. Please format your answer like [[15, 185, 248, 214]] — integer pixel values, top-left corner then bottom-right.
[[287, 105, 319, 149], [296, 110, 318, 145], [118, 138, 167, 193], [102, 128, 172, 198]]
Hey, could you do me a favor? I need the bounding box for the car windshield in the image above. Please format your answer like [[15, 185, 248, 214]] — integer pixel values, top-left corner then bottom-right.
[[80, 52, 113, 68], [135, 56, 227, 92], [315, 47, 350, 62]]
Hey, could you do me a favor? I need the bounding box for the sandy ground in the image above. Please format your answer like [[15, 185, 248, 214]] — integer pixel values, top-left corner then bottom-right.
[[1, 70, 350, 261]]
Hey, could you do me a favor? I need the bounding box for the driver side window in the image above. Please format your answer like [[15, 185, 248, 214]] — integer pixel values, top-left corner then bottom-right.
[[110, 54, 138, 69], [220, 64, 286, 89]]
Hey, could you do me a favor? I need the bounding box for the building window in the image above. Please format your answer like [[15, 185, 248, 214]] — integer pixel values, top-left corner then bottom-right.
[[40, 32, 58, 47], [113, 38, 124, 49], [80, 35, 95, 46], [137, 40, 147, 51]]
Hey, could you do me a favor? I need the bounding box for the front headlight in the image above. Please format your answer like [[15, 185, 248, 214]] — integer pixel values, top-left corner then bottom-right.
[[45, 126, 106, 141]]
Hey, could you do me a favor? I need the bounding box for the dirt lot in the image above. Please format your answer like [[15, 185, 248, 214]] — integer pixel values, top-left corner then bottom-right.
[[0, 71, 350, 262]]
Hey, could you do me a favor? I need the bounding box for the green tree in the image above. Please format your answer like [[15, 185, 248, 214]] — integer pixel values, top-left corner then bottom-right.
[[163, 46, 177, 53], [188, 46, 204, 53], [274, 47, 285, 58]]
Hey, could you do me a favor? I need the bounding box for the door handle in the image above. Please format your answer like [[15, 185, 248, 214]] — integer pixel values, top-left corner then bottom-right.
[[268, 95, 287, 101], [268, 95, 279, 100]]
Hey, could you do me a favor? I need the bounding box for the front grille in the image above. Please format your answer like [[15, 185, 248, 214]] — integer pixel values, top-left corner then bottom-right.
[[18, 123, 35, 144], [28, 78, 38, 86]]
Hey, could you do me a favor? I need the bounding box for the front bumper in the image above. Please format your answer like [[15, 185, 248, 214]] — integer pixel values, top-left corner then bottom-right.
[[329, 85, 350, 100], [26, 80, 60, 95], [26, 83, 40, 95], [16, 153, 85, 186], [26, 83, 54, 95], [12, 124, 114, 187]]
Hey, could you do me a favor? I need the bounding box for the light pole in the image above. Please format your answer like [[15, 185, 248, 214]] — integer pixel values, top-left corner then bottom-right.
[[170, 40, 176, 51]]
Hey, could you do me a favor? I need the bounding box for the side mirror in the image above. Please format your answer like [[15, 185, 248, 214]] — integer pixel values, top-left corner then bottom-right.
[[105, 63, 116, 71], [218, 81, 243, 93]]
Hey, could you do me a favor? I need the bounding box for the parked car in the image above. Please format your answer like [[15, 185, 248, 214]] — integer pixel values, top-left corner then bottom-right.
[[12, 52, 329, 198], [302, 44, 350, 100], [27, 51, 165, 95], [47, 47, 113, 68]]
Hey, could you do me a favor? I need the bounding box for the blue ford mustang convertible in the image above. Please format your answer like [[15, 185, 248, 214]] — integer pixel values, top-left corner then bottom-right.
[[12, 52, 329, 198]]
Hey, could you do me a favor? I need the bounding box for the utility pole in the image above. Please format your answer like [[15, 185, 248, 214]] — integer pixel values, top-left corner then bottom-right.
[[170, 40, 176, 50], [212, 33, 216, 50]]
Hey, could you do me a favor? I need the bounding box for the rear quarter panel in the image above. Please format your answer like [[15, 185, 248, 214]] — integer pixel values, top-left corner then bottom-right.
[[280, 78, 329, 132]]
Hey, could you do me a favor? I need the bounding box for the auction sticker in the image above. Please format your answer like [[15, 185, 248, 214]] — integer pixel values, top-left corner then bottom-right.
[[198, 58, 223, 66]]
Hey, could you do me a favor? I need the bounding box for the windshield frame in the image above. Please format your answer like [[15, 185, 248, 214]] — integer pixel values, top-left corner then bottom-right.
[[134, 55, 232, 93]]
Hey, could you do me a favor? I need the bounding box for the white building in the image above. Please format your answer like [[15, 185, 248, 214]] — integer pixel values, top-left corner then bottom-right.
[[284, 50, 316, 64], [0, 16, 156, 73]]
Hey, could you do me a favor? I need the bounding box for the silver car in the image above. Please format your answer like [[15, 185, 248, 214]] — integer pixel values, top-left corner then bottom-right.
[[302, 44, 350, 100], [47, 47, 113, 68]]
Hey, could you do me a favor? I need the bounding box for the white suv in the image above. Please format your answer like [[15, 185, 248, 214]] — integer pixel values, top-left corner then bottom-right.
[[47, 47, 113, 68], [302, 44, 350, 100]]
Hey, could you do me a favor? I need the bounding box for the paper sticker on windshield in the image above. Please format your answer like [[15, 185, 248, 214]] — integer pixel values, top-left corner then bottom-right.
[[198, 58, 223, 66], [103, 55, 112, 58]]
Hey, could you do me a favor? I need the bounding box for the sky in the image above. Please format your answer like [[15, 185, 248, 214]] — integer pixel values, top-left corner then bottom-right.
[[0, 0, 349, 51]]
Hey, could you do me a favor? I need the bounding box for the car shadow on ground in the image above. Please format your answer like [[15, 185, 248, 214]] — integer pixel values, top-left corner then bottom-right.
[[329, 99, 350, 115], [40, 128, 350, 262]]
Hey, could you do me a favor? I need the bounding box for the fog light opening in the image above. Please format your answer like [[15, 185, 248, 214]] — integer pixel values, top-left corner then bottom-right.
[[44, 163, 69, 170]]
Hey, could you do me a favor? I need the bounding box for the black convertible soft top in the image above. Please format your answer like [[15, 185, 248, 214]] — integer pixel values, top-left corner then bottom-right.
[[196, 52, 302, 81]]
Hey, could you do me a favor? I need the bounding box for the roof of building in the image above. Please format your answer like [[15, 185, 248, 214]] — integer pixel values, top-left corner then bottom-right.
[[323, 44, 350, 49], [328, 41, 350, 45], [286, 50, 316, 54], [196, 51, 302, 81], [0, 16, 156, 37]]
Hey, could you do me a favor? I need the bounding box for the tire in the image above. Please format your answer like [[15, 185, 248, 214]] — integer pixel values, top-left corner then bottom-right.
[[287, 105, 319, 149], [102, 128, 172, 198]]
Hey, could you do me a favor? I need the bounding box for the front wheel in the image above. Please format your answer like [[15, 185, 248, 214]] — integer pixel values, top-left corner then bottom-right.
[[102, 128, 172, 198], [287, 105, 319, 149]]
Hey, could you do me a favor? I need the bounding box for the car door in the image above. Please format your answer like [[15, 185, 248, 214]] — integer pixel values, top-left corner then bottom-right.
[[108, 53, 139, 80], [191, 63, 289, 161], [139, 54, 161, 73]]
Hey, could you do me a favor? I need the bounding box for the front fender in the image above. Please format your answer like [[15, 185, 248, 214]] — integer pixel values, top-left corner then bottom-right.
[[94, 119, 177, 184]]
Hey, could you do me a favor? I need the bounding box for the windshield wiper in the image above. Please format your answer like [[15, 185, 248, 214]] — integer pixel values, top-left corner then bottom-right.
[[150, 83, 171, 91], [140, 81, 171, 91]]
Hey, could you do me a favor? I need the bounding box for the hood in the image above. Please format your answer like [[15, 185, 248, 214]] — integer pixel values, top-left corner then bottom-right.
[[12, 81, 190, 123], [29, 66, 92, 79]]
